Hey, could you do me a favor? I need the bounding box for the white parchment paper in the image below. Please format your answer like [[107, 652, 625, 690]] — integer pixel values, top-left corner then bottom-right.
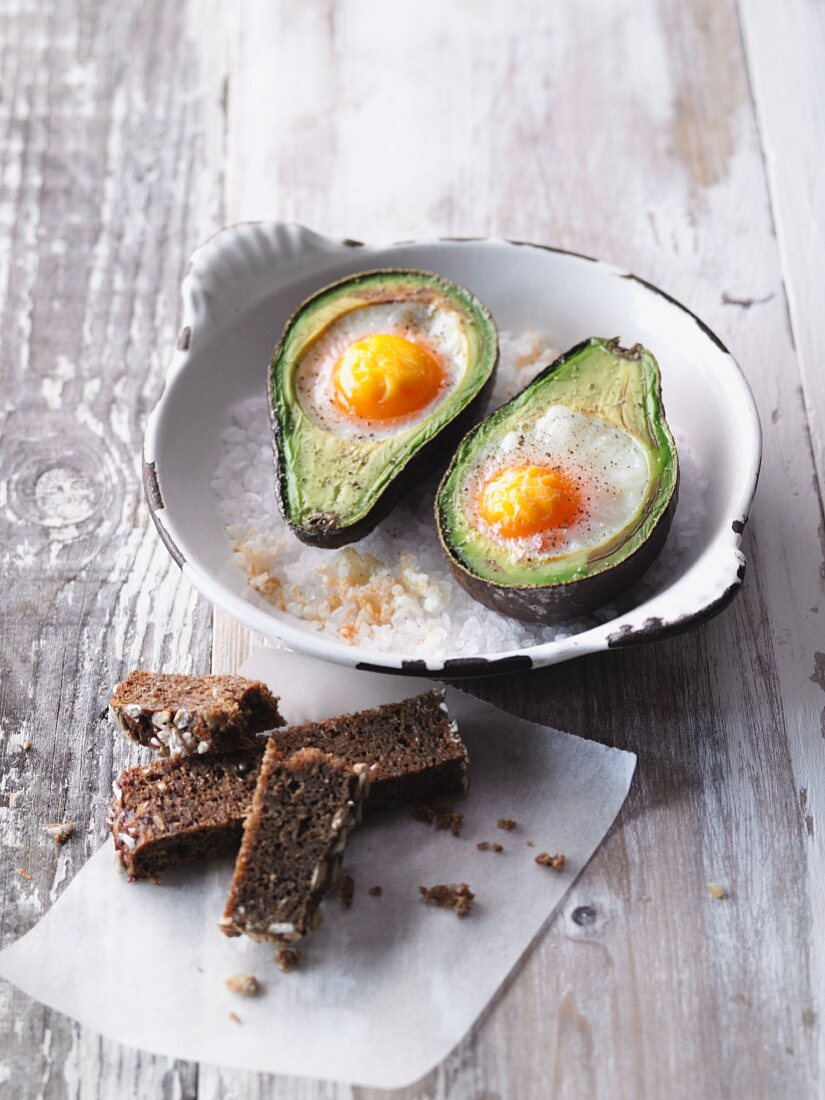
[[0, 649, 636, 1089]]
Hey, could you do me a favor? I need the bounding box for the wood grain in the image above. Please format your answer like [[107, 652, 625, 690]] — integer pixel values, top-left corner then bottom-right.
[[216, 1, 825, 1097], [0, 0, 227, 1095], [1, 0, 823, 1097], [739, 0, 825, 488]]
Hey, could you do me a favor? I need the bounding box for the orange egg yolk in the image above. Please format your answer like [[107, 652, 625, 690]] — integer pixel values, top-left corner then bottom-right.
[[333, 334, 444, 420], [478, 464, 582, 539]]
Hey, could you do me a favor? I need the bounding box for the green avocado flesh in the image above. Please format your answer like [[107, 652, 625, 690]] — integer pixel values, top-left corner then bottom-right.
[[269, 269, 498, 545], [436, 338, 678, 589]]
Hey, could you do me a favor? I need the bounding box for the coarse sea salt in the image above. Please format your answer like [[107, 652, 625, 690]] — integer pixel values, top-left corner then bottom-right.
[[211, 332, 706, 660]]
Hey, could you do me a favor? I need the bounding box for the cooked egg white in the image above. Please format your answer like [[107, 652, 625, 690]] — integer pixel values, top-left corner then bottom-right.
[[463, 405, 651, 559], [295, 300, 468, 439]]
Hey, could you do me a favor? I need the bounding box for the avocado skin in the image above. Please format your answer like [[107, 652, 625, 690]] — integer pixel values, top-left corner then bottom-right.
[[441, 479, 678, 623], [268, 268, 499, 549], [270, 374, 496, 549], [435, 337, 679, 622]]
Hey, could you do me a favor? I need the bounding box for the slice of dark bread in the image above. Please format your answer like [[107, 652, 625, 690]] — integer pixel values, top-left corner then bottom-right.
[[109, 750, 263, 881], [109, 671, 284, 760], [271, 690, 468, 808], [220, 747, 369, 944]]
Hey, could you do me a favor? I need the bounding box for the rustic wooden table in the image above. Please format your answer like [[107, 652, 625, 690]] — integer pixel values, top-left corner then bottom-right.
[[2, 2, 823, 1097]]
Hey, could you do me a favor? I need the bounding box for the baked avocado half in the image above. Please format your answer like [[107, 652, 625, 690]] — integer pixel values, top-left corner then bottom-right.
[[435, 338, 679, 622], [268, 269, 498, 548]]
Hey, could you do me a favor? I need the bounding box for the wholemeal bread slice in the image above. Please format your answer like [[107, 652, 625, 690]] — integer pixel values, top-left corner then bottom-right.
[[109, 750, 262, 881], [271, 690, 468, 807], [220, 746, 370, 944], [108, 671, 284, 760]]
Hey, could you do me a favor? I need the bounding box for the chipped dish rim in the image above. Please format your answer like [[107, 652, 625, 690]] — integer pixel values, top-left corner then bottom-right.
[[143, 223, 762, 678]]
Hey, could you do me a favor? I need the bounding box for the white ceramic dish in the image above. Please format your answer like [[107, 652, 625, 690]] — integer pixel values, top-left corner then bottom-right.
[[143, 223, 761, 678]]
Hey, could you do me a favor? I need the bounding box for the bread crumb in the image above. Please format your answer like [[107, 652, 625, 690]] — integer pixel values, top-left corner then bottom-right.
[[225, 973, 260, 997], [419, 882, 474, 917], [275, 946, 301, 973], [17, 868, 32, 880], [42, 822, 74, 846], [535, 852, 565, 870], [497, 818, 517, 831], [413, 804, 463, 837], [368, 885, 383, 897], [707, 883, 727, 900], [338, 873, 354, 909], [476, 841, 504, 853], [21, 738, 31, 752], [229, 1011, 242, 1024]]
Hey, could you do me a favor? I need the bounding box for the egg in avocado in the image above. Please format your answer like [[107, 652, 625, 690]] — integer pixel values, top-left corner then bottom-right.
[[435, 338, 679, 622], [268, 269, 498, 547]]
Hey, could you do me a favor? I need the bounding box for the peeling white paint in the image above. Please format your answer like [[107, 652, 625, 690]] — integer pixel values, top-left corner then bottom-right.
[[40, 355, 76, 411], [48, 847, 72, 905]]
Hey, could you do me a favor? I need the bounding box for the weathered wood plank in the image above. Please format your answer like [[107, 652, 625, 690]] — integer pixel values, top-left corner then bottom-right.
[[739, 0, 825, 487], [0, 0, 227, 1095], [738, 0, 825, 1080], [208, 1, 824, 1097], [1, 0, 822, 1096]]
